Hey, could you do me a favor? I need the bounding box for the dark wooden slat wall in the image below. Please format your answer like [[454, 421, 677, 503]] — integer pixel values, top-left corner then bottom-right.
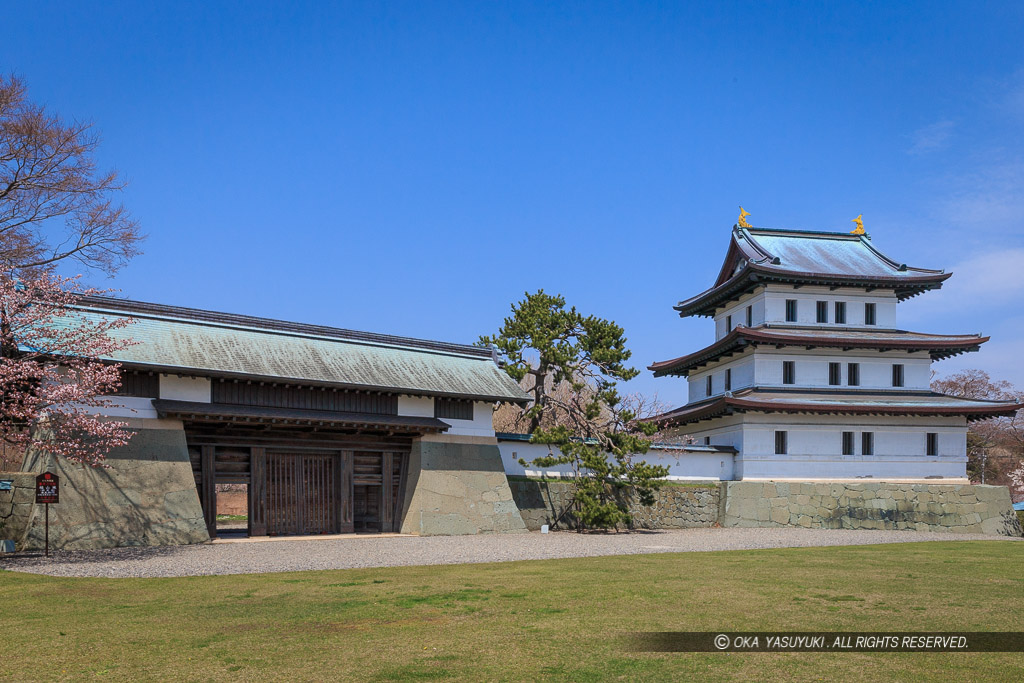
[[249, 448, 267, 536], [339, 451, 354, 533], [212, 382, 398, 415]]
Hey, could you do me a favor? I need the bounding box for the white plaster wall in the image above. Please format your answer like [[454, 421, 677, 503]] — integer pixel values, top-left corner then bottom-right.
[[757, 285, 899, 327], [688, 354, 755, 402], [497, 440, 733, 481], [667, 413, 967, 481], [159, 375, 211, 402], [736, 413, 967, 481], [398, 396, 496, 437], [92, 396, 159, 419], [397, 395, 434, 417], [441, 401, 496, 437], [752, 349, 932, 390], [714, 288, 766, 339]]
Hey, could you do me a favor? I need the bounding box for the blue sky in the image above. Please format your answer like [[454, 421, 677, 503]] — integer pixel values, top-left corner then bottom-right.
[[4, 1, 1024, 408]]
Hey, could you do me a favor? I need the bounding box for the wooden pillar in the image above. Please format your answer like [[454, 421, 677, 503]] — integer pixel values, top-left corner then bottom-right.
[[394, 452, 409, 533], [338, 450, 354, 533], [249, 447, 267, 536], [201, 445, 217, 538], [381, 451, 394, 532]]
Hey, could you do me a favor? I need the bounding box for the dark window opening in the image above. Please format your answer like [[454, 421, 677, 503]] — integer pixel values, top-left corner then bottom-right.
[[816, 301, 828, 323], [704, 436, 711, 446], [725, 315, 732, 332], [435, 397, 474, 420], [746, 305, 753, 327], [785, 299, 798, 322], [834, 301, 847, 324], [782, 361, 796, 385], [775, 431, 788, 455], [706, 375, 713, 396], [828, 362, 841, 386], [848, 363, 860, 387], [865, 302, 877, 326], [862, 432, 874, 456], [892, 364, 904, 387], [724, 368, 732, 391], [926, 432, 938, 456], [842, 431, 855, 456]]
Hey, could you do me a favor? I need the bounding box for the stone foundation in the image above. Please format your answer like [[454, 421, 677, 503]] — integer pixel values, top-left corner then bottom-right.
[[508, 479, 719, 531], [399, 435, 527, 535], [719, 481, 1022, 536], [19, 425, 209, 551], [0, 473, 36, 546]]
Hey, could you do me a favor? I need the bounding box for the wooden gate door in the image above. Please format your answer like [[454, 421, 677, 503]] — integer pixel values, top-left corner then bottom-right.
[[266, 452, 339, 535]]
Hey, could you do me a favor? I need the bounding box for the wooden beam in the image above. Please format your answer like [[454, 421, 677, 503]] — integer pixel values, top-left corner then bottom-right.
[[201, 445, 217, 538], [249, 447, 267, 536], [339, 450, 354, 533]]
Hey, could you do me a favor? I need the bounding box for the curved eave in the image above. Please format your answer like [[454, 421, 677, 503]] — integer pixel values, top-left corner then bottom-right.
[[674, 264, 952, 319], [649, 329, 988, 377], [652, 396, 1024, 428], [110, 359, 531, 405]]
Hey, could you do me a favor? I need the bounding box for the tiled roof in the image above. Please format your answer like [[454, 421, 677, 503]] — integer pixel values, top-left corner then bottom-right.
[[650, 325, 988, 376], [652, 388, 1023, 427], [56, 297, 530, 403], [675, 227, 951, 317]]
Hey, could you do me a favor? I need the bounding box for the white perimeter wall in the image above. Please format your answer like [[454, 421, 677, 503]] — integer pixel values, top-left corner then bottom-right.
[[498, 440, 734, 481]]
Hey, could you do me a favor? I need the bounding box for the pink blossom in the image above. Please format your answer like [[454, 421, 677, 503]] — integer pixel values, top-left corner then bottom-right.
[[1, 273, 136, 467]]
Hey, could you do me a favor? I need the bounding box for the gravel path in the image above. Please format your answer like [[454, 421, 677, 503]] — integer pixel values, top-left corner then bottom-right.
[[0, 528, 1017, 579]]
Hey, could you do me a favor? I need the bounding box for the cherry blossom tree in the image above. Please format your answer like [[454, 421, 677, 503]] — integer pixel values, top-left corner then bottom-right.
[[0, 273, 135, 467]]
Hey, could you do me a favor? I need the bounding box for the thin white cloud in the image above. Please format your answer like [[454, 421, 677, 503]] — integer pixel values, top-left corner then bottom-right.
[[908, 120, 954, 155], [937, 160, 1024, 228]]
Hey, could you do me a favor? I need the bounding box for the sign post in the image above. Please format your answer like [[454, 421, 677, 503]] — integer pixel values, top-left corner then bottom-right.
[[34, 472, 59, 557]]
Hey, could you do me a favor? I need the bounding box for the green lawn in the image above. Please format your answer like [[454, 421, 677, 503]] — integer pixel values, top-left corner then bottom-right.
[[1, 541, 1022, 681]]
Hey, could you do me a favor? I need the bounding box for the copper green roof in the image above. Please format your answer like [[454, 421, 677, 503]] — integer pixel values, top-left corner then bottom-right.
[[63, 296, 529, 404], [675, 226, 951, 317]]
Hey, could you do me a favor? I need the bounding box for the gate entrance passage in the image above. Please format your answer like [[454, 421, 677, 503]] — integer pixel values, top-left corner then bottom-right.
[[166, 400, 445, 539], [266, 452, 339, 536]]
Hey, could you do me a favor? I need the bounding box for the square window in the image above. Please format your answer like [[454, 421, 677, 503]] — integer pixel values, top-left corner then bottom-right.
[[785, 299, 798, 322], [704, 436, 711, 446]]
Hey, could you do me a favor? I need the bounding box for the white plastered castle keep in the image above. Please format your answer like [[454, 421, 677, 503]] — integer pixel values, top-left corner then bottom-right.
[[651, 222, 1023, 482]]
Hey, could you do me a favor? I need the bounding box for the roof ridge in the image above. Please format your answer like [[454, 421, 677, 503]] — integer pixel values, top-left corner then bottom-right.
[[75, 294, 493, 359]]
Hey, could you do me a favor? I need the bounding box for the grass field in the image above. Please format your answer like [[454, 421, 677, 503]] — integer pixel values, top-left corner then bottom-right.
[[1, 541, 1021, 681]]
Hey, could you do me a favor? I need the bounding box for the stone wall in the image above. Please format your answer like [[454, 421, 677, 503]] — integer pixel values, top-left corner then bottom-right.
[[19, 425, 209, 551], [399, 435, 527, 535], [0, 473, 35, 545], [508, 479, 719, 531], [719, 481, 1022, 537]]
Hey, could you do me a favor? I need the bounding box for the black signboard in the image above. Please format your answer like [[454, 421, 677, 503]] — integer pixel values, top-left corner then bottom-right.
[[35, 472, 59, 504]]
